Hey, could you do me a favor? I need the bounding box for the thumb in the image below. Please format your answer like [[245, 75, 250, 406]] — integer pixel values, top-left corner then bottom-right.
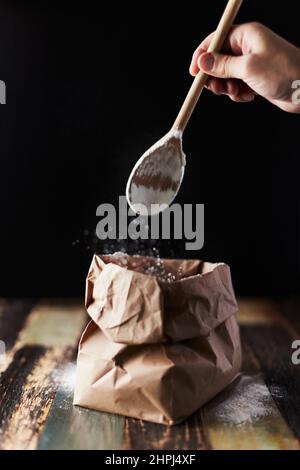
[[198, 52, 247, 80]]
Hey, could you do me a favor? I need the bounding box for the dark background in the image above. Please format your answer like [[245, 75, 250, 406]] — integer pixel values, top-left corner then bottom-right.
[[0, 0, 299, 297]]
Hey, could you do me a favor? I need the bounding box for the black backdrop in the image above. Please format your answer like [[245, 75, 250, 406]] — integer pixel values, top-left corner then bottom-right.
[[0, 0, 299, 297]]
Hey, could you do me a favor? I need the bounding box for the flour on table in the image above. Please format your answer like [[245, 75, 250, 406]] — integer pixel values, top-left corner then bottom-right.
[[210, 375, 280, 425]]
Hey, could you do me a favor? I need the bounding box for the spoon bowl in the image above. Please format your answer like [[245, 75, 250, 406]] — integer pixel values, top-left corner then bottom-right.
[[126, 131, 185, 216]]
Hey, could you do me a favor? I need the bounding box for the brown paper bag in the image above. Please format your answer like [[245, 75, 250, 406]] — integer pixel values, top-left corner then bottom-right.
[[74, 254, 242, 425]]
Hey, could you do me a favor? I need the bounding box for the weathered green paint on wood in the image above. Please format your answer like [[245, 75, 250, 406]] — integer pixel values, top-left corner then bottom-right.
[[38, 364, 125, 450], [19, 300, 86, 348]]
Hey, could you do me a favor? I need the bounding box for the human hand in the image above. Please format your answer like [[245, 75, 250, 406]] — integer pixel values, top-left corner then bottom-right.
[[190, 22, 300, 113]]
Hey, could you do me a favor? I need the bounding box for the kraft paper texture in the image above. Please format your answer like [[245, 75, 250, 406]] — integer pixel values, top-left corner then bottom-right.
[[74, 254, 242, 425]]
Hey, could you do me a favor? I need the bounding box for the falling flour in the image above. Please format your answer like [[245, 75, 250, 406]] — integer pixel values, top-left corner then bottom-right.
[[211, 375, 280, 425], [109, 249, 183, 283]]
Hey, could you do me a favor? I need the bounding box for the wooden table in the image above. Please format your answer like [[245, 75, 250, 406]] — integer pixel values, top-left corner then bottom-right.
[[0, 298, 300, 450]]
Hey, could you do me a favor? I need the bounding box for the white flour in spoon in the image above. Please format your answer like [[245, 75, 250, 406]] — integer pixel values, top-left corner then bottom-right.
[[127, 130, 186, 215]]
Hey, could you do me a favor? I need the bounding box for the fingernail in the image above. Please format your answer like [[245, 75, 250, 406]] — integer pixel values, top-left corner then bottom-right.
[[199, 53, 214, 72], [241, 92, 255, 101]]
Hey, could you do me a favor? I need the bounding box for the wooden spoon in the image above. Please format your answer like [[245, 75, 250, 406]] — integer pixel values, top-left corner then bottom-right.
[[126, 0, 243, 216]]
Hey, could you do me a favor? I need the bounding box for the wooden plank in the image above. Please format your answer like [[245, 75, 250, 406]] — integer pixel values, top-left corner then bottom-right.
[[237, 299, 299, 339], [279, 298, 300, 334], [237, 299, 283, 325], [0, 345, 72, 450], [201, 339, 299, 450], [242, 325, 300, 442], [18, 299, 86, 348], [0, 299, 86, 450], [38, 364, 125, 450], [0, 299, 36, 351], [123, 412, 208, 450]]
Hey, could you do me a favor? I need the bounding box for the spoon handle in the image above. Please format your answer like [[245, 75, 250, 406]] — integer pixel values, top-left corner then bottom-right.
[[172, 0, 244, 133]]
